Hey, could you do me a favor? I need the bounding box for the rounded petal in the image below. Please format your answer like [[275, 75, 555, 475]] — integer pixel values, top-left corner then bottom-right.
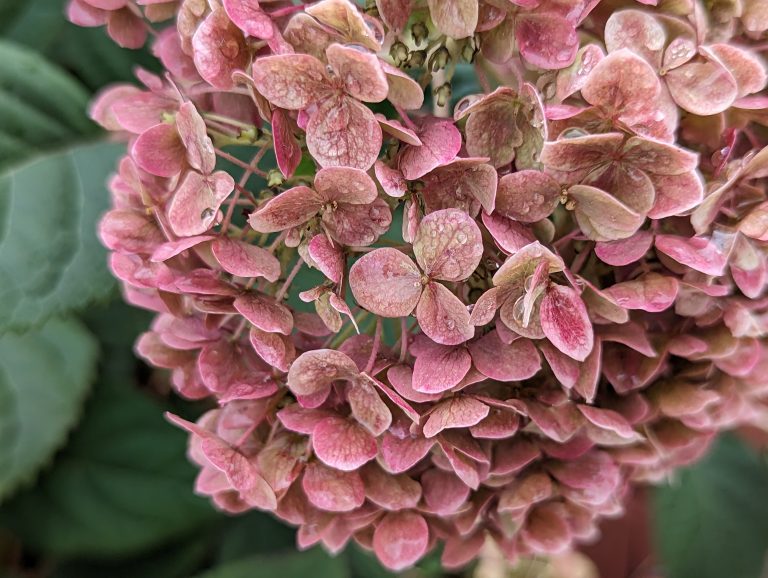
[[349, 248, 422, 317], [168, 171, 235, 237], [212, 237, 281, 282], [416, 282, 474, 346], [248, 186, 323, 233], [250, 54, 330, 110], [427, 0, 478, 38], [314, 166, 378, 204], [398, 118, 462, 180], [516, 13, 578, 69], [192, 8, 250, 89], [132, 123, 185, 178], [302, 461, 365, 512], [373, 511, 430, 571], [287, 349, 359, 396], [568, 184, 645, 242], [540, 284, 594, 361], [665, 59, 738, 116], [326, 43, 389, 103], [468, 331, 542, 381], [496, 170, 560, 223], [413, 208, 483, 281], [312, 417, 378, 471]]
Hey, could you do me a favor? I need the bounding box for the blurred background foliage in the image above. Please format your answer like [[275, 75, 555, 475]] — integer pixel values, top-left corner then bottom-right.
[[0, 1, 767, 577]]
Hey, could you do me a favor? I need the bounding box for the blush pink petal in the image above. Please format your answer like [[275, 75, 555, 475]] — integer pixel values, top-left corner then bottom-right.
[[398, 118, 462, 180], [192, 8, 250, 89], [212, 237, 281, 282], [349, 248, 422, 317], [413, 208, 483, 281], [423, 396, 490, 438], [287, 349, 359, 396], [540, 284, 594, 361], [233, 292, 294, 335], [168, 171, 235, 237], [416, 282, 474, 346], [469, 331, 542, 381], [312, 416, 378, 471], [302, 461, 365, 512], [373, 511, 430, 571], [412, 340, 472, 394], [131, 123, 185, 178]]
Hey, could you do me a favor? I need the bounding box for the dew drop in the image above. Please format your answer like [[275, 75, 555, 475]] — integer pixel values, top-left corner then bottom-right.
[[201, 207, 215, 221], [456, 231, 468, 244]]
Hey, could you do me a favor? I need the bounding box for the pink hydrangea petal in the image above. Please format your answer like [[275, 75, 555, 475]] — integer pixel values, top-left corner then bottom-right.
[[647, 171, 704, 219], [249, 327, 295, 372], [305, 0, 382, 52], [498, 471, 553, 513], [655, 233, 733, 276], [112, 92, 175, 134], [427, 0, 478, 38], [233, 292, 294, 335], [272, 109, 302, 179], [176, 102, 216, 175], [708, 43, 767, 97], [131, 123, 185, 178], [379, 432, 435, 473], [107, 8, 148, 49], [348, 377, 392, 435], [302, 461, 365, 512], [496, 170, 560, 223], [381, 61, 424, 110], [373, 511, 430, 571], [539, 340, 580, 389], [604, 9, 666, 69], [375, 0, 413, 31], [312, 416, 378, 471], [287, 349, 358, 396], [314, 166, 378, 205], [556, 44, 605, 101], [307, 96, 382, 170], [68, 0, 109, 26], [222, 0, 274, 39], [361, 463, 422, 510], [522, 503, 572, 555], [322, 198, 392, 246], [168, 171, 235, 237], [541, 132, 624, 176], [730, 236, 767, 299], [568, 184, 645, 242], [349, 248, 422, 317], [377, 115, 422, 145], [307, 235, 344, 284], [100, 209, 166, 255], [470, 409, 520, 439], [374, 161, 408, 198], [422, 468, 470, 514], [516, 12, 578, 69], [413, 209, 483, 281], [482, 212, 537, 254], [469, 330, 541, 381], [666, 58, 738, 116], [460, 88, 523, 168], [595, 230, 654, 266], [604, 273, 679, 312], [416, 282, 474, 346], [212, 237, 281, 282], [412, 340, 472, 394], [540, 283, 594, 362], [248, 186, 323, 233], [251, 54, 330, 110], [423, 396, 489, 438], [578, 405, 640, 441], [192, 8, 250, 89], [277, 405, 336, 434], [422, 158, 498, 215], [326, 43, 388, 103], [492, 437, 541, 476], [398, 118, 462, 180]]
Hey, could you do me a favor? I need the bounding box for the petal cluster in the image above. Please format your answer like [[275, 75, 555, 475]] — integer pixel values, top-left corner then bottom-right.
[[74, 0, 768, 571]]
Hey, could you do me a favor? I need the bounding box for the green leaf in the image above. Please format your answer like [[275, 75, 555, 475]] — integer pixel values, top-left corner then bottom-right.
[[0, 362, 217, 557], [194, 548, 351, 578], [0, 141, 123, 332], [654, 434, 768, 578], [0, 317, 98, 501], [0, 40, 96, 167], [215, 511, 297, 563]]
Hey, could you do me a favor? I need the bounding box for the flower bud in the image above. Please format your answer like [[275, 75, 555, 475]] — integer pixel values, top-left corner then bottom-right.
[[411, 21, 428, 46], [434, 82, 452, 107], [406, 49, 427, 69], [428, 46, 451, 72], [390, 41, 409, 66], [267, 169, 284, 188]]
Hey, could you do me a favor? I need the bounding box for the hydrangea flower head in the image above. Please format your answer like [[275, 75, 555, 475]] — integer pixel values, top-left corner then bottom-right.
[[75, 0, 768, 570]]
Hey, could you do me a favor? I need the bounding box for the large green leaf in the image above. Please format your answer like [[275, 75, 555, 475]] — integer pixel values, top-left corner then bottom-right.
[[0, 317, 98, 501], [0, 310, 217, 557], [0, 142, 124, 332], [0, 40, 96, 168], [195, 548, 351, 578], [654, 434, 768, 578]]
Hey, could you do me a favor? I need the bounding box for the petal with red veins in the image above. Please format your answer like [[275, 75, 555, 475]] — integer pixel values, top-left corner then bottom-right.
[[234, 292, 294, 335], [398, 118, 462, 180], [470, 409, 520, 439], [305, 0, 382, 52], [730, 236, 767, 299], [556, 44, 605, 101], [577, 405, 639, 441], [540, 284, 594, 361], [212, 237, 281, 282], [647, 171, 704, 219], [272, 109, 302, 179], [361, 463, 422, 510], [595, 230, 654, 266], [417, 282, 474, 346], [498, 471, 553, 513], [422, 158, 498, 215], [250, 54, 330, 109], [374, 161, 408, 198], [348, 377, 392, 436], [482, 212, 537, 254], [307, 235, 344, 284], [302, 461, 365, 511], [326, 43, 389, 103], [387, 365, 442, 403], [192, 8, 250, 89], [423, 396, 489, 438], [421, 469, 470, 515], [516, 12, 578, 69], [176, 102, 216, 174], [100, 209, 166, 255], [412, 340, 472, 394], [349, 248, 422, 317], [222, 0, 274, 39], [493, 241, 564, 288], [604, 273, 679, 312], [568, 184, 645, 242], [377, 115, 422, 145], [413, 209, 483, 281], [314, 166, 378, 204], [708, 44, 767, 97], [621, 137, 699, 175], [312, 416, 377, 471], [258, 433, 308, 494], [581, 49, 661, 129], [665, 58, 738, 115], [539, 340, 580, 389], [655, 233, 733, 276], [373, 511, 429, 571], [168, 171, 235, 237], [540, 133, 624, 176], [307, 96, 382, 170], [496, 170, 560, 223], [131, 123, 185, 178], [379, 432, 435, 473], [375, 0, 413, 31], [248, 186, 323, 233], [469, 331, 541, 381], [249, 327, 295, 372], [461, 88, 523, 168], [287, 349, 359, 396]]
